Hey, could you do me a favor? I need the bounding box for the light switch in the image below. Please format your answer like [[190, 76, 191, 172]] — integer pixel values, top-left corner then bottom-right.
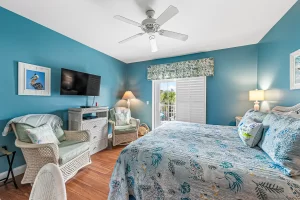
[[146, 101, 149, 105]]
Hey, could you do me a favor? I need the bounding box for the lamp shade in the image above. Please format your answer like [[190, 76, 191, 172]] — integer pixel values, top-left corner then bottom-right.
[[249, 90, 264, 101], [122, 91, 136, 100]]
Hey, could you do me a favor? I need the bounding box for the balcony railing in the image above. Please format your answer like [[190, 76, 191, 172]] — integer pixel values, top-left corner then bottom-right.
[[160, 104, 176, 123]]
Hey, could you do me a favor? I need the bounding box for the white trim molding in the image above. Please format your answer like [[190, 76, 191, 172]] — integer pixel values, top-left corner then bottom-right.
[[290, 49, 300, 90], [0, 164, 26, 180]]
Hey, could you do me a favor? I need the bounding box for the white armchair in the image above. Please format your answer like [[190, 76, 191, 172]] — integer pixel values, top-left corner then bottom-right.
[[30, 163, 67, 200], [109, 107, 140, 146], [11, 123, 91, 185]]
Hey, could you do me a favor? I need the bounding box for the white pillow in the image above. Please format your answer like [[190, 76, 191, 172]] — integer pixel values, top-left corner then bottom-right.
[[26, 124, 60, 145], [115, 107, 131, 124], [238, 117, 263, 147], [115, 113, 129, 126]]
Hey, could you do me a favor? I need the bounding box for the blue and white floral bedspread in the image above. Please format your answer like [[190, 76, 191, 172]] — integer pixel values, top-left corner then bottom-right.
[[109, 121, 300, 200]]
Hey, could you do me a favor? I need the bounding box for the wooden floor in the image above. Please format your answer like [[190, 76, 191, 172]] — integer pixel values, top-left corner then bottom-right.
[[0, 146, 124, 200]]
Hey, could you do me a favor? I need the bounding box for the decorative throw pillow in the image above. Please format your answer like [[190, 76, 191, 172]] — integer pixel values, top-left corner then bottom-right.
[[54, 126, 66, 142], [239, 109, 268, 126], [259, 112, 300, 176], [115, 113, 128, 126], [26, 124, 60, 145], [15, 123, 34, 143], [238, 117, 264, 147], [115, 107, 131, 124]]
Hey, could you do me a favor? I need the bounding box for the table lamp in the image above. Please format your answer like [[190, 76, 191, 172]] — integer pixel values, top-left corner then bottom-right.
[[249, 89, 264, 111], [122, 91, 136, 109]]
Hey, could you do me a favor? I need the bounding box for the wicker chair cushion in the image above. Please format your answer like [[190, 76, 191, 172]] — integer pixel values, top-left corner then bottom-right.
[[115, 125, 137, 135], [15, 123, 66, 143], [54, 126, 66, 142], [15, 123, 34, 143], [110, 108, 116, 122], [58, 141, 90, 165], [115, 113, 129, 126], [115, 107, 131, 124], [26, 124, 60, 145]]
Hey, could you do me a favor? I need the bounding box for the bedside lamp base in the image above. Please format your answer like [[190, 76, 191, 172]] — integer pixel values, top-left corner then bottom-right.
[[254, 101, 260, 111], [127, 99, 131, 109]]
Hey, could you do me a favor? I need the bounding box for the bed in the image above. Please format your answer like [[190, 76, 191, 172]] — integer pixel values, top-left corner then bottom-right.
[[109, 106, 300, 200]]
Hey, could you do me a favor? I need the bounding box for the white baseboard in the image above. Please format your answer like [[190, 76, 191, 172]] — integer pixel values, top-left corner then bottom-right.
[[0, 164, 26, 180]]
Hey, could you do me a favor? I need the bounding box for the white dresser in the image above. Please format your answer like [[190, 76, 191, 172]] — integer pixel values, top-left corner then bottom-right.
[[68, 107, 109, 155]]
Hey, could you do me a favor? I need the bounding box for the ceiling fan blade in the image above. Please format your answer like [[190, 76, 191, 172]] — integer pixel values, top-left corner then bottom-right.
[[114, 15, 141, 27], [119, 33, 145, 44], [155, 5, 179, 26], [159, 30, 188, 41]]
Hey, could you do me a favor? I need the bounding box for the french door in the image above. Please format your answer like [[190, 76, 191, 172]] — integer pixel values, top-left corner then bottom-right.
[[152, 77, 206, 129]]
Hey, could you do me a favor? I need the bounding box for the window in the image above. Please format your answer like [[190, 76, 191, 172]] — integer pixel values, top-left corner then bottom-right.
[[152, 77, 206, 128]]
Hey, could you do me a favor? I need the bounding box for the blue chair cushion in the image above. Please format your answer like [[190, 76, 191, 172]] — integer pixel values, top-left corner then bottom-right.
[[58, 140, 90, 165], [115, 125, 137, 135]]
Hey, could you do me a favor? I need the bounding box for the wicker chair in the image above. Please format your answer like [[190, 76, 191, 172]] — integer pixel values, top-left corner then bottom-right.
[[109, 107, 140, 146], [11, 122, 91, 185], [30, 163, 67, 200]]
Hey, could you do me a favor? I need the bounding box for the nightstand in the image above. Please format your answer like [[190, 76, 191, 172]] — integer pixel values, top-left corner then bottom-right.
[[235, 116, 243, 126]]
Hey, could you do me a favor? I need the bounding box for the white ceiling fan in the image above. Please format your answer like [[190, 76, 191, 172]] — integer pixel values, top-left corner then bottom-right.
[[114, 5, 188, 52]]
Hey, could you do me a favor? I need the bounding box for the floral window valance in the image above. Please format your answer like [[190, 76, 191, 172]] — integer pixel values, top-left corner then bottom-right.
[[147, 58, 214, 80]]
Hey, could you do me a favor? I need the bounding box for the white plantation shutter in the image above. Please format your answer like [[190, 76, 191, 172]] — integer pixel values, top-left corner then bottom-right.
[[176, 77, 206, 124]]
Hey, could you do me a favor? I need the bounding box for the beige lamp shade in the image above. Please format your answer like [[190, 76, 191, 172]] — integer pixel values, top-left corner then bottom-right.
[[122, 91, 136, 100], [249, 90, 264, 101]]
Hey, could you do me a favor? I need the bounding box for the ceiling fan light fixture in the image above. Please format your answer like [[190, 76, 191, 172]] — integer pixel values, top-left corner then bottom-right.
[[149, 35, 158, 52], [114, 5, 188, 52]]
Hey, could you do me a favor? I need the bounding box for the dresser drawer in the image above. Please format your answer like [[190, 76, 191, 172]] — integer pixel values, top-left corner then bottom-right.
[[90, 138, 108, 155], [89, 124, 108, 141], [82, 119, 108, 141]]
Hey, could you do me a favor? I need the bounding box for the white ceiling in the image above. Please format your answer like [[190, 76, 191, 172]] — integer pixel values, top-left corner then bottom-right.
[[0, 0, 297, 63]]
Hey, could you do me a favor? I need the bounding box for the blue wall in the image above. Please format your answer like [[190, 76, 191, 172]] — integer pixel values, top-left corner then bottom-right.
[[127, 45, 258, 128], [1, 1, 299, 174], [0, 7, 126, 173], [258, 1, 300, 108]]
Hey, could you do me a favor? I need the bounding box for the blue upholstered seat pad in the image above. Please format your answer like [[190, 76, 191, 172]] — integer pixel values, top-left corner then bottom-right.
[[58, 140, 89, 165], [115, 125, 137, 135], [109, 121, 300, 200]]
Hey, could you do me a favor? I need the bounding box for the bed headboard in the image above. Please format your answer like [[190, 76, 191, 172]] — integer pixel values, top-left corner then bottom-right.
[[272, 103, 300, 117]]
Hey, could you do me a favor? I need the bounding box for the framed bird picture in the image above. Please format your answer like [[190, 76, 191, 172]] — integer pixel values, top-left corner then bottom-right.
[[18, 62, 51, 96]]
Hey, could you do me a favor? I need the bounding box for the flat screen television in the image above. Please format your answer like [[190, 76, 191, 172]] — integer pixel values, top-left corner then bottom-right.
[[60, 68, 101, 96]]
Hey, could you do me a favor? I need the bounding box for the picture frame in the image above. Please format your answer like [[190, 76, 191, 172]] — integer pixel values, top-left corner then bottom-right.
[[18, 62, 51, 96], [290, 50, 300, 90]]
